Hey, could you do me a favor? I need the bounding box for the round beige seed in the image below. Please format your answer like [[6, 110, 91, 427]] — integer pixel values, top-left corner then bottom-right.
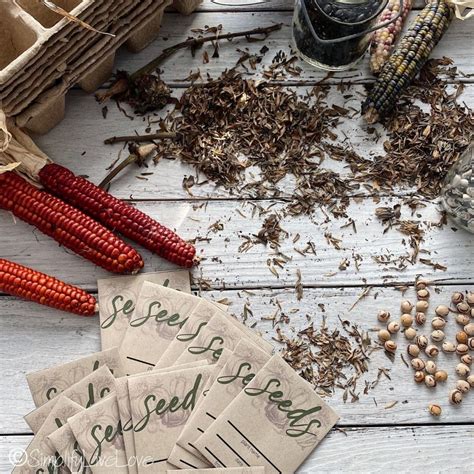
[[456, 344, 469, 355], [404, 327, 417, 340], [428, 404, 442, 416], [467, 374, 474, 387], [411, 358, 425, 370], [377, 310, 390, 323], [461, 354, 472, 366], [442, 341, 456, 353], [425, 375, 436, 388], [457, 301, 470, 314], [434, 370, 448, 382], [407, 344, 420, 357], [435, 305, 449, 317], [400, 313, 414, 328], [378, 329, 391, 342], [384, 340, 397, 353], [456, 331, 468, 344], [456, 363, 470, 377], [415, 312, 426, 325], [431, 317, 446, 330], [431, 330, 445, 342], [451, 292, 464, 305], [400, 300, 413, 313], [414, 371, 425, 383], [425, 345, 439, 358], [468, 338, 474, 351], [416, 301, 429, 313], [417, 288, 430, 300], [456, 314, 470, 326], [464, 323, 474, 337], [387, 321, 400, 334], [456, 380, 470, 393], [449, 389, 462, 404], [416, 335, 428, 349], [466, 292, 474, 305], [425, 360, 437, 375]]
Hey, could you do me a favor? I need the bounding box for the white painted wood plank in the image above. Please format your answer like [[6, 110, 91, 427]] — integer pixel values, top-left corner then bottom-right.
[[1, 426, 473, 472], [107, 11, 474, 85], [1, 284, 474, 433], [33, 85, 474, 202], [0, 197, 472, 290], [194, 0, 428, 11]]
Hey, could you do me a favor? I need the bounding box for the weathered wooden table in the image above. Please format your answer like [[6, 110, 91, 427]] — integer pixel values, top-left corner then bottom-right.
[[1, 1, 473, 472]]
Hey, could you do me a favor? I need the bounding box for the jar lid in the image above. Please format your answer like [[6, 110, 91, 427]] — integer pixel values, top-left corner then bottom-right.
[[313, 0, 388, 25]]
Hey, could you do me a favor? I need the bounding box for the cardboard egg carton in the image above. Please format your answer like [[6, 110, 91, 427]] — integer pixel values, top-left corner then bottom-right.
[[0, 0, 202, 135]]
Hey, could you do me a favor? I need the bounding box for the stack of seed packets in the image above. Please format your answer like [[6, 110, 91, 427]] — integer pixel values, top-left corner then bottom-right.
[[17, 272, 340, 473]]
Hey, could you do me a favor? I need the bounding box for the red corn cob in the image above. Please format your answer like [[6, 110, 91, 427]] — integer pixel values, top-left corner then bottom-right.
[[39, 163, 196, 268], [0, 172, 144, 274], [0, 258, 97, 316]]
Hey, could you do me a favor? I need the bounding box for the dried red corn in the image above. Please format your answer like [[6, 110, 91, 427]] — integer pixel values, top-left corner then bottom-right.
[[39, 163, 196, 268], [0, 172, 144, 274], [362, 0, 453, 123], [370, 0, 413, 75], [0, 258, 97, 316]]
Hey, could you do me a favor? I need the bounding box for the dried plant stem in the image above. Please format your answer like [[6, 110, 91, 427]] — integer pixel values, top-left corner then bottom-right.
[[104, 132, 177, 145], [130, 23, 283, 80], [99, 144, 156, 189]]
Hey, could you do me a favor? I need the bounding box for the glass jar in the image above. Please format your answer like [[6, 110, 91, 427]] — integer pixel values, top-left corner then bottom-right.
[[440, 144, 474, 233], [292, 0, 402, 71]]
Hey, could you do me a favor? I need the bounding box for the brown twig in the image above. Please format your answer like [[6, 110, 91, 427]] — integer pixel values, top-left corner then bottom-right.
[[97, 23, 282, 103], [99, 144, 156, 189], [104, 132, 178, 145], [130, 23, 282, 80]]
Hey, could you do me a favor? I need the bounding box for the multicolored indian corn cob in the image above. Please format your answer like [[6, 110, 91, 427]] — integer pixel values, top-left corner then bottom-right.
[[370, 0, 413, 75], [38, 163, 197, 268], [0, 258, 97, 316], [0, 172, 144, 274], [362, 0, 453, 124]]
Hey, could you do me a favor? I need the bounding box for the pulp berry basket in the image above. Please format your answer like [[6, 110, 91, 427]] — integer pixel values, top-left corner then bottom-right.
[[441, 144, 474, 233], [0, 0, 202, 135], [292, 0, 403, 70]]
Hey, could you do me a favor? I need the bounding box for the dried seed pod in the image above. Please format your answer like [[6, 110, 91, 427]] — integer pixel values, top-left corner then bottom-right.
[[431, 317, 446, 330], [388, 321, 400, 334], [377, 310, 391, 323], [457, 301, 470, 314], [456, 344, 469, 355], [416, 301, 429, 313], [466, 292, 474, 305], [415, 312, 427, 325], [455, 363, 470, 377], [467, 337, 474, 351], [407, 344, 420, 357], [416, 335, 429, 349], [384, 340, 397, 353], [425, 345, 439, 358], [425, 375, 436, 388], [467, 374, 474, 387], [471, 308, 474, 318], [378, 329, 391, 342], [456, 313, 470, 326], [425, 360, 437, 374], [411, 358, 425, 370], [449, 389, 463, 404], [434, 370, 448, 382], [456, 380, 470, 393], [435, 305, 450, 317], [461, 354, 472, 366], [451, 292, 464, 305], [464, 323, 474, 337], [400, 300, 413, 313], [431, 330, 445, 342], [400, 313, 414, 327], [428, 404, 442, 416], [456, 331, 468, 344], [414, 371, 425, 383], [404, 327, 417, 340], [442, 341, 456, 353], [417, 288, 430, 300]]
